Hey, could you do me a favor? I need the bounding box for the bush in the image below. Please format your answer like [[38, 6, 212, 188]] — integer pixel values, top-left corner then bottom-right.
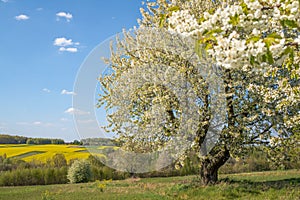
[[0, 167, 67, 186], [67, 160, 91, 183], [52, 153, 67, 168]]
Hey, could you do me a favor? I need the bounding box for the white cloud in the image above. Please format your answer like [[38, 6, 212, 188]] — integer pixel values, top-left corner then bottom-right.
[[42, 88, 51, 93], [36, 8, 43, 11], [17, 121, 54, 127], [61, 89, 76, 95], [54, 37, 73, 47], [64, 107, 90, 115], [59, 47, 78, 53], [33, 121, 42, 125], [53, 37, 79, 53], [1, 0, 9, 3], [56, 12, 73, 22], [15, 14, 29, 21]]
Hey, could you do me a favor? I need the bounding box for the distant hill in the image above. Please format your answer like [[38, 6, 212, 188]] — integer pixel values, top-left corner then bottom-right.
[[0, 134, 65, 145], [81, 137, 118, 146]]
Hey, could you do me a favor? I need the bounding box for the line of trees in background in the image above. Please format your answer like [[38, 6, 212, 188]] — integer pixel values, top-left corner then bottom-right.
[[0, 134, 65, 145], [0, 134, 118, 146], [0, 152, 199, 186], [26, 138, 65, 145], [80, 138, 117, 146], [0, 146, 299, 186], [0, 154, 130, 186]]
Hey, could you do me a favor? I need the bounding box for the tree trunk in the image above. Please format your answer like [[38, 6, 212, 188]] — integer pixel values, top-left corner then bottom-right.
[[199, 147, 230, 185]]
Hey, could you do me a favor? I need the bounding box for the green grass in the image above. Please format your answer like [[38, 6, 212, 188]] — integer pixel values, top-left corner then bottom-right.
[[0, 170, 299, 200], [11, 151, 46, 159]]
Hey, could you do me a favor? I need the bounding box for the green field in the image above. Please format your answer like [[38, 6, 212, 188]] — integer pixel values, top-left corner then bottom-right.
[[0, 144, 93, 163], [0, 170, 299, 200]]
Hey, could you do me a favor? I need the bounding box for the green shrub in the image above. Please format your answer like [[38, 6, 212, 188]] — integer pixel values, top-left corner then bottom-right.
[[67, 160, 91, 183], [52, 153, 67, 168], [0, 167, 67, 186]]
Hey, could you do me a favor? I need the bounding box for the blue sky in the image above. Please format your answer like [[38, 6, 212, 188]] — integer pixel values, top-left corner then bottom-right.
[[0, 0, 143, 141]]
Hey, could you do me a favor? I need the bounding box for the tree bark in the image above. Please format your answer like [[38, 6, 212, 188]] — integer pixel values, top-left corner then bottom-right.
[[199, 146, 230, 185]]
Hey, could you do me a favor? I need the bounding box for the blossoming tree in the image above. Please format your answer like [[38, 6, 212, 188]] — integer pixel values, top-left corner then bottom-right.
[[99, 0, 300, 184]]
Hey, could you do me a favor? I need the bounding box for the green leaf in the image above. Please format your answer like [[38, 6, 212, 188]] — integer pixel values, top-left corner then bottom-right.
[[284, 20, 298, 28], [291, 72, 298, 80], [205, 43, 213, 51], [266, 49, 274, 64], [261, 54, 267, 63], [159, 14, 166, 28], [264, 38, 275, 48], [289, 48, 294, 61], [250, 55, 255, 65], [208, 8, 215, 14], [282, 46, 293, 56], [241, 2, 249, 15], [198, 16, 206, 24], [204, 28, 223, 36], [203, 35, 217, 43], [246, 36, 260, 44], [267, 33, 282, 39], [229, 14, 240, 26], [271, 70, 276, 77], [281, 19, 299, 29], [168, 6, 180, 12], [282, 80, 287, 87]]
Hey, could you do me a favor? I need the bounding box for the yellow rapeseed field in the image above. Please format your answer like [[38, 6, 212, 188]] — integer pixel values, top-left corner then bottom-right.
[[0, 144, 92, 163]]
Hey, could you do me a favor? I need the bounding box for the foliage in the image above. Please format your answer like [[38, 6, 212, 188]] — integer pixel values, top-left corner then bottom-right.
[[67, 160, 92, 183], [52, 153, 67, 168], [26, 138, 65, 145], [0, 134, 27, 144], [0, 170, 299, 200], [0, 145, 298, 187], [81, 138, 117, 146], [99, 0, 300, 184], [0, 134, 65, 145], [70, 140, 82, 145], [0, 153, 128, 186], [0, 167, 68, 186]]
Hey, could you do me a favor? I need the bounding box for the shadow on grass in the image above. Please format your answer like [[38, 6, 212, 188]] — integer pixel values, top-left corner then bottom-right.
[[220, 177, 300, 191], [167, 175, 300, 199]]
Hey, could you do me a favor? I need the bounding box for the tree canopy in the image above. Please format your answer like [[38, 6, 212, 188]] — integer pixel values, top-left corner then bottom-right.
[[99, 0, 300, 184]]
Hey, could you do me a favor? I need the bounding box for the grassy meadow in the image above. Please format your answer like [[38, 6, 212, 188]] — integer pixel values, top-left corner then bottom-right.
[[0, 144, 93, 163], [1, 144, 299, 199], [0, 170, 299, 200]]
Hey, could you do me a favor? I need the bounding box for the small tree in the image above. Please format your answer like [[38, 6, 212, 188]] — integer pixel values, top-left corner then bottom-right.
[[67, 160, 91, 183], [52, 153, 67, 168], [72, 140, 82, 145]]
